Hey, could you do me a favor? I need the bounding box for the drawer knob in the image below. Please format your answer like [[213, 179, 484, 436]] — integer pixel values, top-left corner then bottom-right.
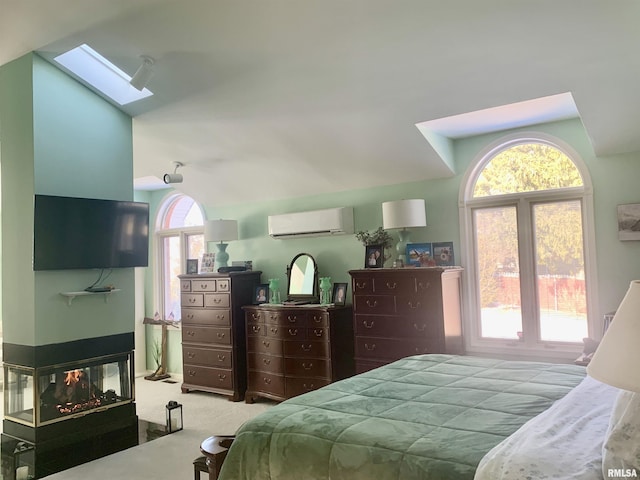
[[213, 298, 222, 304], [263, 341, 271, 347], [216, 314, 226, 320], [312, 315, 323, 323], [187, 352, 196, 359], [356, 281, 367, 290], [366, 300, 378, 308], [189, 298, 197, 304], [363, 320, 375, 329], [303, 383, 315, 391], [252, 325, 261, 333], [186, 313, 194, 320], [263, 377, 272, 385], [417, 281, 431, 290], [313, 329, 323, 337], [263, 358, 271, 365], [217, 332, 226, 339], [288, 328, 298, 336], [301, 344, 312, 352], [408, 301, 421, 309], [302, 362, 313, 370], [287, 315, 297, 323], [187, 331, 195, 336], [218, 374, 227, 381], [364, 343, 376, 351], [252, 313, 261, 320], [200, 283, 209, 289], [182, 282, 190, 290], [414, 323, 426, 332], [218, 354, 226, 362], [269, 314, 278, 321], [386, 282, 397, 289], [271, 327, 279, 334], [188, 370, 197, 376]]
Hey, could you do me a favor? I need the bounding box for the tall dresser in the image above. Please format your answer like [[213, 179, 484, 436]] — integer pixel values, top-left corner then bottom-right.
[[243, 305, 354, 403], [179, 271, 261, 401], [349, 267, 463, 373]]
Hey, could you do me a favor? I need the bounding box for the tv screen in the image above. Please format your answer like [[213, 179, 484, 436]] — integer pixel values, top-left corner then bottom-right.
[[34, 195, 149, 271]]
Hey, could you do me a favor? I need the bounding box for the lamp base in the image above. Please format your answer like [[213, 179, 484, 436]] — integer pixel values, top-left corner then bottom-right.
[[215, 243, 229, 270], [395, 229, 412, 263]]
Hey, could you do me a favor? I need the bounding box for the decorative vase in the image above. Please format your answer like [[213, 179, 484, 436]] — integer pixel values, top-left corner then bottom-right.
[[319, 277, 332, 304], [268, 278, 281, 304]]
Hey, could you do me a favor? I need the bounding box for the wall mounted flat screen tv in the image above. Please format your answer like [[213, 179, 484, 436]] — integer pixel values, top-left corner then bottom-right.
[[34, 194, 150, 271]]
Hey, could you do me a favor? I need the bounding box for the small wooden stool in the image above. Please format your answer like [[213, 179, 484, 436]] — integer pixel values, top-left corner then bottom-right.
[[200, 435, 235, 480], [193, 455, 208, 480]]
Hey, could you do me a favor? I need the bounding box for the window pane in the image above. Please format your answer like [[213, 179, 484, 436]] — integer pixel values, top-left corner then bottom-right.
[[474, 207, 522, 339], [187, 234, 205, 267], [473, 144, 583, 198], [533, 201, 587, 342], [163, 236, 181, 320], [160, 196, 204, 229]]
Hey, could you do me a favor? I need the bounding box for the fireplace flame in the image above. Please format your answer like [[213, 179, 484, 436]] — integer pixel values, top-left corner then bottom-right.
[[64, 369, 82, 386]]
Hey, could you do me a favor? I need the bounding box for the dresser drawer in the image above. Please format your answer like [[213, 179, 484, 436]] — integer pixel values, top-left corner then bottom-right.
[[247, 321, 266, 336], [183, 346, 232, 368], [246, 310, 265, 323], [181, 280, 192, 292], [204, 293, 230, 308], [192, 279, 218, 292], [182, 293, 204, 308], [247, 336, 284, 355], [183, 326, 231, 346], [264, 311, 308, 326], [308, 311, 329, 326], [352, 275, 374, 294], [284, 357, 330, 378], [355, 315, 441, 338], [183, 365, 233, 390], [353, 295, 395, 314], [284, 340, 330, 358], [182, 308, 231, 326], [373, 275, 418, 294], [248, 353, 284, 374], [248, 371, 285, 397], [355, 337, 442, 361], [285, 377, 330, 398]]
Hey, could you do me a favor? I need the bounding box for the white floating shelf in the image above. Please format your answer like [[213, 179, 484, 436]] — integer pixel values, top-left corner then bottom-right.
[[60, 289, 121, 306]]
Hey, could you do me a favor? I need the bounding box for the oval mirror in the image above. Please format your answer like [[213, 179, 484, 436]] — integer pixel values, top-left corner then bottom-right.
[[286, 253, 319, 303]]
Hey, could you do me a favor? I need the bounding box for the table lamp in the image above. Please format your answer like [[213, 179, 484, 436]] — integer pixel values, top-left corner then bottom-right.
[[587, 280, 640, 473], [205, 219, 238, 270], [382, 199, 427, 264]]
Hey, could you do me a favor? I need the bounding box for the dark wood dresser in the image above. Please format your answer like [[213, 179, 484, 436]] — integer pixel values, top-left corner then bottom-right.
[[243, 304, 354, 403], [349, 267, 463, 373], [179, 271, 261, 401]]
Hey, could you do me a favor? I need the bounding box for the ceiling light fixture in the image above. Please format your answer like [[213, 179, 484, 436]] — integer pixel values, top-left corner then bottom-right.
[[163, 162, 184, 184], [130, 55, 155, 91]]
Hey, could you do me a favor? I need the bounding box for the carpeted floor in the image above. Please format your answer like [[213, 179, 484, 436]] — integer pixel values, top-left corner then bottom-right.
[[44, 374, 275, 480]]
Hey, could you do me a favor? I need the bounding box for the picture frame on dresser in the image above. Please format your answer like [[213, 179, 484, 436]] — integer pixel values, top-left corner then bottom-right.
[[186, 258, 198, 274], [254, 284, 269, 304], [432, 242, 455, 266], [200, 253, 216, 272], [332, 283, 347, 305], [365, 245, 383, 268]]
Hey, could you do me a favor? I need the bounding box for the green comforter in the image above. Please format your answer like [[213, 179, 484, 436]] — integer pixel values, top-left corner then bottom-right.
[[219, 354, 585, 480]]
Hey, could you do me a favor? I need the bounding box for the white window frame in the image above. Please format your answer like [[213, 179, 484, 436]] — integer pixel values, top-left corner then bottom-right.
[[458, 132, 599, 361], [154, 193, 205, 321]]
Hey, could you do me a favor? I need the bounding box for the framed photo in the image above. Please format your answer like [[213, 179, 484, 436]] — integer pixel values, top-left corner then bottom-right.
[[406, 243, 433, 267], [200, 253, 216, 273], [617, 203, 640, 241], [332, 283, 348, 306], [186, 258, 199, 274], [433, 242, 455, 266], [254, 284, 269, 304], [364, 244, 383, 268]]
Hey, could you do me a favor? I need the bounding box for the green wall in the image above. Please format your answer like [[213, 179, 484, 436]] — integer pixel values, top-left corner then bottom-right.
[[0, 53, 137, 346], [145, 118, 640, 374]]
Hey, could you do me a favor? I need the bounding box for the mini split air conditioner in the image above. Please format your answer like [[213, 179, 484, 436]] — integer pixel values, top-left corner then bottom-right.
[[268, 207, 354, 239]]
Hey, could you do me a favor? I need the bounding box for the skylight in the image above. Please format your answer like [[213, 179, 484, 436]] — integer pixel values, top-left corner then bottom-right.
[[54, 44, 153, 105]]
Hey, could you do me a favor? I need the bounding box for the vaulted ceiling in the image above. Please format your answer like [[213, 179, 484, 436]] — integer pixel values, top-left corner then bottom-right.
[[2, 0, 639, 205]]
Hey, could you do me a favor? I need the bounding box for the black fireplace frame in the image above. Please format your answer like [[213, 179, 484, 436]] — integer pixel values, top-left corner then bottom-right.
[[1, 333, 139, 479]]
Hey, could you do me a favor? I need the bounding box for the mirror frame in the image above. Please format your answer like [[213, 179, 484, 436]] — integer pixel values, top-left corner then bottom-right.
[[286, 252, 319, 303]]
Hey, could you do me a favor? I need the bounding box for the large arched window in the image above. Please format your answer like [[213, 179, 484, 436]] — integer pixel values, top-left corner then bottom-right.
[[459, 133, 598, 358], [156, 194, 205, 320]]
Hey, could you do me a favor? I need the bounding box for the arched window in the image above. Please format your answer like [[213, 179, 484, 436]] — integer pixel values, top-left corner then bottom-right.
[[459, 134, 597, 358], [156, 194, 205, 320]]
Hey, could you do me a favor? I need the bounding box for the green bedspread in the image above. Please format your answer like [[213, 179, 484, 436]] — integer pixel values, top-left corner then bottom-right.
[[219, 354, 585, 480]]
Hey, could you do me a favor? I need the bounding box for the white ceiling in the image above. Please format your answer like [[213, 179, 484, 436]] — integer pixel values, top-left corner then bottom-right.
[[2, 0, 640, 206]]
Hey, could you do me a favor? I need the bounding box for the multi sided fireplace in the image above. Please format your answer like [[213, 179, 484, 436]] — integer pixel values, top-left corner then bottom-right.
[[1, 334, 138, 480]]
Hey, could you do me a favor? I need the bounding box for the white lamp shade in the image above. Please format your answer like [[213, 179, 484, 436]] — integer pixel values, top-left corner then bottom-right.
[[205, 219, 238, 242], [382, 199, 427, 230], [587, 280, 640, 392]]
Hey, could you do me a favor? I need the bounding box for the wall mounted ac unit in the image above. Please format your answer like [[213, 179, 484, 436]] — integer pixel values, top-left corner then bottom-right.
[[268, 207, 354, 239]]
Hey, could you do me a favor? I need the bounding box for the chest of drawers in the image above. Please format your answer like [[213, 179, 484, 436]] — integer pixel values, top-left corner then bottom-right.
[[179, 271, 261, 401], [349, 268, 463, 373], [243, 304, 354, 403]]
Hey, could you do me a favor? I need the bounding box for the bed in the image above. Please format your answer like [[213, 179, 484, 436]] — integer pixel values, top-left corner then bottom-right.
[[206, 354, 617, 480]]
